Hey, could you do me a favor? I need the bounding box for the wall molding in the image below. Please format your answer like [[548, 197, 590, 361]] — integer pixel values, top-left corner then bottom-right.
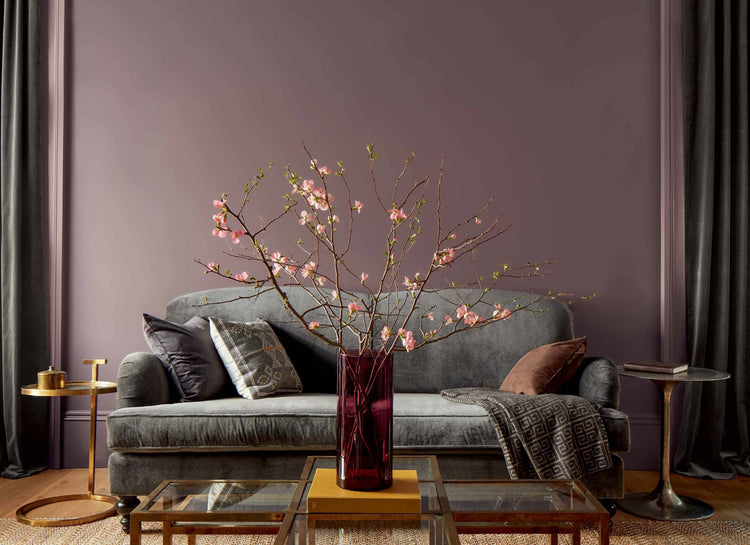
[[659, 0, 686, 364], [63, 410, 111, 422], [47, 0, 66, 470]]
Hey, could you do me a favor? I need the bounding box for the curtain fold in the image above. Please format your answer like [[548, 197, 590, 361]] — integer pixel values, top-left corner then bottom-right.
[[1, 0, 49, 478], [676, 0, 749, 479]]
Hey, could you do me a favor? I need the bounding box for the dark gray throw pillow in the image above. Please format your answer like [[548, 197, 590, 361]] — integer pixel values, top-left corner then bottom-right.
[[142, 314, 230, 402], [209, 316, 303, 399]]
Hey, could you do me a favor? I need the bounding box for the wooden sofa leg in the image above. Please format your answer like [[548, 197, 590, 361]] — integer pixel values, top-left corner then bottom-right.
[[116, 496, 140, 534]]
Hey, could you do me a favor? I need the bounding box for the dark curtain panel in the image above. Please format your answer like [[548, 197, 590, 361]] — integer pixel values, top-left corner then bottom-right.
[[676, 0, 749, 479], [1, 0, 48, 478]]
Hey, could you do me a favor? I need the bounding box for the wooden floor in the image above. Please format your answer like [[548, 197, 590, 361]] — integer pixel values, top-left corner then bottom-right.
[[0, 468, 748, 521]]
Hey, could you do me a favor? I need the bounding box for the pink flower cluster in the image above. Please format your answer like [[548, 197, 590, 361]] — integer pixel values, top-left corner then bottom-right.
[[433, 247, 455, 267], [294, 179, 333, 211], [211, 199, 244, 242], [402, 273, 423, 291], [388, 208, 409, 222], [270, 251, 297, 277], [398, 329, 415, 351]]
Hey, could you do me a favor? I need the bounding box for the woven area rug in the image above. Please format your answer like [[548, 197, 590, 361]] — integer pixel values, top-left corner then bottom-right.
[[1, 517, 749, 544]]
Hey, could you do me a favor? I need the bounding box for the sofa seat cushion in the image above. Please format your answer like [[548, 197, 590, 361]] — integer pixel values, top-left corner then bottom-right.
[[107, 393, 629, 453]]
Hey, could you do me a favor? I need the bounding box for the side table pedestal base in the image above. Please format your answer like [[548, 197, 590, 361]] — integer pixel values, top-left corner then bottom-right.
[[617, 490, 714, 521]]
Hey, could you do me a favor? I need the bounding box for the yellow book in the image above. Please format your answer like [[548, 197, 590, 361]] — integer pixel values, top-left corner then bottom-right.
[[307, 468, 421, 513]]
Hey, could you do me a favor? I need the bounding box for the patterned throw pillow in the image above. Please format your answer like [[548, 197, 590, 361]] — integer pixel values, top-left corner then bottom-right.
[[209, 317, 303, 399]]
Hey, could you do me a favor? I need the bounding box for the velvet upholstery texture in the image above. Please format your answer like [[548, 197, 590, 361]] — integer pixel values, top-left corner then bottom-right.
[[109, 287, 628, 503], [107, 392, 629, 454], [500, 337, 587, 395], [142, 314, 229, 402]]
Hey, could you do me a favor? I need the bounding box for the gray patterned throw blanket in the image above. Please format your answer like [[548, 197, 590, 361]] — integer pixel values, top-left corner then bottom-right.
[[441, 388, 612, 480]]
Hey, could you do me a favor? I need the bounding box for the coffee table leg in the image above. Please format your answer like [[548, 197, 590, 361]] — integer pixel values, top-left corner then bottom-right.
[[129, 519, 141, 545], [600, 519, 610, 545], [550, 531, 558, 545], [162, 522, 171, 545]]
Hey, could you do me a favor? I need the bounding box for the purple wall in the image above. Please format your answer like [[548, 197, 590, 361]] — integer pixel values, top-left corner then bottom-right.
[[63, 0, 662, 469]]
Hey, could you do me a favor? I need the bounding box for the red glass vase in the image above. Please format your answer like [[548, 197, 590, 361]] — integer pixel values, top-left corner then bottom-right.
[[336, 349, 393, 490]]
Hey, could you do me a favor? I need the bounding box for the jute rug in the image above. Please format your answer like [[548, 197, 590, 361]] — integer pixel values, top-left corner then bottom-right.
[[1, 517, 749, 544]]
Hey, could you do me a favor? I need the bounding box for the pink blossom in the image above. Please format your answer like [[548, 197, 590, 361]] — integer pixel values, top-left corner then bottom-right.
[[381, 326, 391, 342], [217, 229, 228, 238], [271, 263, 282, 277], [433, 247, 456, 267], [388, 208, 409, 222], [403, 272, 422, 291], [212, 213, 224, 223], [401, 330, 415, 352], [426, 312, 434, 321], [328, 214, 339, 224], [235, 271, 248, 281], [301, 179, 315, 192], [493, 306, 511, 320], [360, 272, 369, 283], [444, 315, 453, 324], [207, 262, 219, 271], [475, 217, 482, 224], [354, 200, 364, 213], [213, 199, 225, 208], [231, 230, 244, 244], [301, 262, 316, 278], [285, 265, 298, 275], [298, 210, 310, 225], [456, 305, 467, 319], [316, 224, 326, 234], [270, 251, 283, 263], [212, 228, 221, 237], [331, 290, 338, 300], [449, 233, 456, 240], [463, 311, 480, 326], [319, 165, 331, 175], [317, 276, 326, 286], [398, 328, 406, 338], [347, 301, 362, 314], [308, 322, 320, 330]]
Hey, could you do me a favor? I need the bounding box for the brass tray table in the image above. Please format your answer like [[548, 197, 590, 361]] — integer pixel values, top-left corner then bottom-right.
[[17, 359, 117, 527]]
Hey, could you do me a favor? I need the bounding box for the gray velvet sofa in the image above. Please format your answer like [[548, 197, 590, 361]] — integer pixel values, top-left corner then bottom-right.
[[107, 287, 630, 531]]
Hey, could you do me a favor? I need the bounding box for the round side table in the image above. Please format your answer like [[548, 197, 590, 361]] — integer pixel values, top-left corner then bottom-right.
[[17, 359, 117, 527], [616, 365, 730, 521]]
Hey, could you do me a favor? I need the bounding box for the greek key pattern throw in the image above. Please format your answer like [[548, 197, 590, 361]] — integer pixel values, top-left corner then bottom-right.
[[441, 388, 612, 480]]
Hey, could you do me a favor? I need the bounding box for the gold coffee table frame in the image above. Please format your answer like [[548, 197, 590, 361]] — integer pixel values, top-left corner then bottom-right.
[[17, 359, 118, 527]]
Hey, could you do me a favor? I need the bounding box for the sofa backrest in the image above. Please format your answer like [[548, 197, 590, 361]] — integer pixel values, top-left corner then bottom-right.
[[377, 289, 574, 393], [166, 287, 344, 393], [165, 287, 574, 395]]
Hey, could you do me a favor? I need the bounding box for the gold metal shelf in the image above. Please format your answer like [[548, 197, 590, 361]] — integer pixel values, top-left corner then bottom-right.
[[16, 359, 118, 527]]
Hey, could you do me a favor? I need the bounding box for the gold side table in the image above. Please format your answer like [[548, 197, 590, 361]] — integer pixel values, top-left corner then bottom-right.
[[17, 359, 118, 527], [616, 365, 730, 521]]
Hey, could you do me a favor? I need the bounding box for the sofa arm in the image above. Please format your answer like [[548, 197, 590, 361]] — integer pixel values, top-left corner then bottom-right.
[[116, 352, 171, 408], [562, 356, 620, 410]]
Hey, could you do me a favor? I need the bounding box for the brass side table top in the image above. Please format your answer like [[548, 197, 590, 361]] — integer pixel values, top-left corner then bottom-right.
[[17, 359, 118, 527], [616, 365, 730, 521]]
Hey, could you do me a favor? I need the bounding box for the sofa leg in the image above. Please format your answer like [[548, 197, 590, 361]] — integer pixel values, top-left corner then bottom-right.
[[116, 496, 140, 534]]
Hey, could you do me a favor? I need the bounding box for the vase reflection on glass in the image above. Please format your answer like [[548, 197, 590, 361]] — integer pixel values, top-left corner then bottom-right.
[[336, 349, 393, 491]]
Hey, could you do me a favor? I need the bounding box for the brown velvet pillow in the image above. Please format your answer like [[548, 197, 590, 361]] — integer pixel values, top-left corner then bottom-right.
[[500, 337, 587, 395]]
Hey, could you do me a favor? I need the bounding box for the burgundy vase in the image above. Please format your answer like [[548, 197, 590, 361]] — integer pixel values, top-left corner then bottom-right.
[[336, 349, 394, 491]]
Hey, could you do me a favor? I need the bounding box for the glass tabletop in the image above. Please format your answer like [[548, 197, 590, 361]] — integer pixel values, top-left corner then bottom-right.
[[444, 480, 599, 513], [141, 481, 298, 514]]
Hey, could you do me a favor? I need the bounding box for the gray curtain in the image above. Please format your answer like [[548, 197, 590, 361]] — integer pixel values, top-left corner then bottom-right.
[[1, 0, 49, 478], [676, 0, 749, 479]]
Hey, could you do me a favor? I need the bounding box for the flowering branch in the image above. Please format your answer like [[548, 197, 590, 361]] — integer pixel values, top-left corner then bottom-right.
[[198, 143, 574, 355]]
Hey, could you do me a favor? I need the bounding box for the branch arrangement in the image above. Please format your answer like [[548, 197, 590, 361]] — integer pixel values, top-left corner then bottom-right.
[[198, 144, 566, 355]]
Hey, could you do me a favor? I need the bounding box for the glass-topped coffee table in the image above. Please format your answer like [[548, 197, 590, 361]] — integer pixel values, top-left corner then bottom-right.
[[129, 456, 610, 545]]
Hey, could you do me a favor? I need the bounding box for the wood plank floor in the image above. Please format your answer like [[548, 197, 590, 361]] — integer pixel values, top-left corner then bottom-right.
[[0, 469, 748, 521]]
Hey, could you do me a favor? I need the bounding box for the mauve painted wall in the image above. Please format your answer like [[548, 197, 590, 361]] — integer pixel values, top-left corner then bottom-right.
[[62, 0, 662, 469]]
